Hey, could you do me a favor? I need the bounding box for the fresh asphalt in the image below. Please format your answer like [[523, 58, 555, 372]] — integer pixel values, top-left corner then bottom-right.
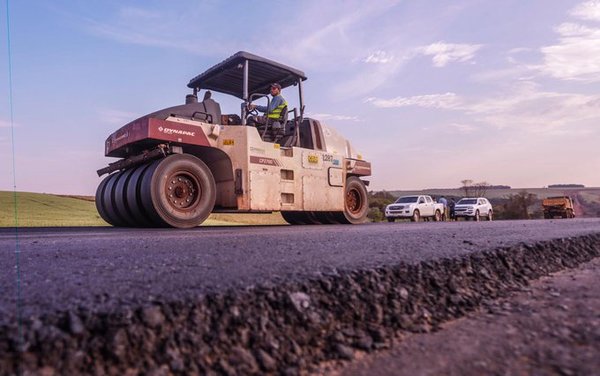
[[1, 219, 600, 319]]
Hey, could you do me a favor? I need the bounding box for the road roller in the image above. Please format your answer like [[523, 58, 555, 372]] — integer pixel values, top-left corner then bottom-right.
[[95, 51, 372, 228]]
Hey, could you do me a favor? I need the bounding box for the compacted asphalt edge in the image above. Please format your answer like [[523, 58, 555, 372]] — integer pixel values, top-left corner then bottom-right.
[[1, 230, 599, 375]]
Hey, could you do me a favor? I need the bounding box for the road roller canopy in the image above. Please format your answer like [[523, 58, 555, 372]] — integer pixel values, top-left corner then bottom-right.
[[187, 51, 307, 100]]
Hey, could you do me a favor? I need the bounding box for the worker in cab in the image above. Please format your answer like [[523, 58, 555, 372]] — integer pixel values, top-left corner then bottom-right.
[[247, 83, 287, 127]]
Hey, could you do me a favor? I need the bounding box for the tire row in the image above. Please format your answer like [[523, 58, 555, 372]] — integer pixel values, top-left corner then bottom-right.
[[95, 154, 216, 228], [95, 161, 161, 227]]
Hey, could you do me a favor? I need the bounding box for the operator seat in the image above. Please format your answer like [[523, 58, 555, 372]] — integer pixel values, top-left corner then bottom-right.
[[200, 91, 222, 124]]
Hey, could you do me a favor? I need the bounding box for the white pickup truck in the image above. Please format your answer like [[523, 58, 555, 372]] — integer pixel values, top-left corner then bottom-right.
[[385, 195, 445, 222]]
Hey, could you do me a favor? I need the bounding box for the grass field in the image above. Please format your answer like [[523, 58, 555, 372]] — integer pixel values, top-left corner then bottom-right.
[[0, 191, 286, 227]]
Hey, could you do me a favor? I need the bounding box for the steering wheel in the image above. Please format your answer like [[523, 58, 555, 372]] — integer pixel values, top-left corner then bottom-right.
[[246, 104, 259, 117]]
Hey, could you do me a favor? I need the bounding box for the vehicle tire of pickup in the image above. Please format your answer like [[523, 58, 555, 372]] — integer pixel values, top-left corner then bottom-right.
[[411, 210, 421, 222], [140, 154, 216, 228], [339, 177, 368, 224], [434, 210, 442, 222], [474, 210, 480, 222], [487, 210, 493, 221]]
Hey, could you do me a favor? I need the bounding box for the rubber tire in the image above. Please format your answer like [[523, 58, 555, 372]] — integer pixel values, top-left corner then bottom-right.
[[95, 174, 115, 225], [140, 154, 216, 228], [434, 210, 441, 222], [387, 217, 395, 223], [303, 212, 322, 225], [474, 210, 480, 222], [339, 177, 369, 224], [282, 211, 330, 225], [125, 163, 157, 227], [281, 211, 307, 225], [411, 210, 421, 222], [314, 211, 341, 225], [100, 171, 130, 227], [487, 210, 493, 221], [113, 168, 139, 227]]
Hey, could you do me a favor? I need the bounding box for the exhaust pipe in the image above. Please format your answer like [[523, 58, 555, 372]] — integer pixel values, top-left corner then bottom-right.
[[185, 94, 198, 104]]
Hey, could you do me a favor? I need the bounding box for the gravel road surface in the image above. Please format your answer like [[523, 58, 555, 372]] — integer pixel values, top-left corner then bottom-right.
[[2, 219, 599, 316], [337, 257, 600, 376], [1, 218, 599, 375]]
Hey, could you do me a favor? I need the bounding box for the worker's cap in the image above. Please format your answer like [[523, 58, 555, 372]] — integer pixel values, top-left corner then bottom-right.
[[270, 83, 282, 90]]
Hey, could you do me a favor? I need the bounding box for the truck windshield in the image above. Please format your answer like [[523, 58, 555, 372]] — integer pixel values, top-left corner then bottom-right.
[[395, 196, 419, 204], [457, 199, 477, 205]]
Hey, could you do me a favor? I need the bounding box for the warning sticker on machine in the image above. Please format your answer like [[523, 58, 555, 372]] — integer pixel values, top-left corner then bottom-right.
[[250, 156, 281, 166], [302, 151, 323, 169]]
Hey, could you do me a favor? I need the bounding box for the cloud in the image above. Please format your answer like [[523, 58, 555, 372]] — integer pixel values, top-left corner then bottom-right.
[[366, 82, 600, 134], [364, 93, 461, 109], [570, 0, 600, 21], [508, 47, 532, 54], [281, 1, 402, 66], [539, 22, 600, 81], [76, 4, 237, 57], [336, 40, 483, 98], [418, 42, 483, 67], [85, 18, 214, 56], [331, 55, 412, 98], [445, 123, 477, 134], [307, 113, 361, 122], [364, 50, 395, 64], [536, 1, 600, 82]]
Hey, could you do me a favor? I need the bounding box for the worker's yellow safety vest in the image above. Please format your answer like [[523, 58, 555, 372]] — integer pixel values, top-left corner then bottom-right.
[[268, 100, 287, 120]]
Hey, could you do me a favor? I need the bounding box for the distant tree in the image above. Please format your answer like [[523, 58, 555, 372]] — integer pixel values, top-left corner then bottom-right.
[[460, 180, 491, 197], [368, 190, 396, 222], [461, 179, 473, 197], [499, 191, 538, 219], [548, 184, 585, 188], [370, 190, 396, 200], [472, 181, 491, 197]]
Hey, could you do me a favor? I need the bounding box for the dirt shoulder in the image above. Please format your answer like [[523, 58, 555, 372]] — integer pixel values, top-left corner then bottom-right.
[[338, 257, 600, 376]]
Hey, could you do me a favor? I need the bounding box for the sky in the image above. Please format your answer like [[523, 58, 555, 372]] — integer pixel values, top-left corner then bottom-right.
[[1, 0, 599, 195]]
